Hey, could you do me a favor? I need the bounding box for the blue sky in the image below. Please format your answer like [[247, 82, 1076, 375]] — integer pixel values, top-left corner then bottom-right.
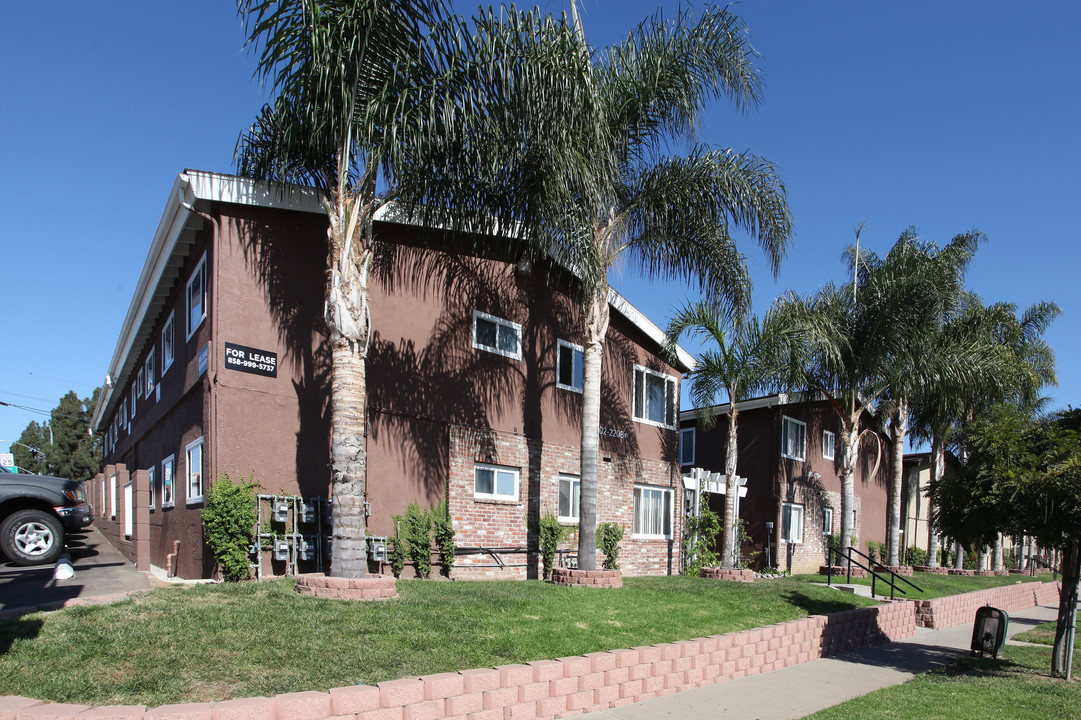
[[1, 1, 1078, 458]]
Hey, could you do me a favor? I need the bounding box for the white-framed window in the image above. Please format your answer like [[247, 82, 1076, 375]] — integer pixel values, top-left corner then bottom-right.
[[558, 474, 580, 522], [120, 396, 127, 427], [822, 430, 835, 460], [162, 455, 175, 509], [472, 310, 521, 360], [109, 473, 118, 519], [145, 349, 156, 398], [123, 482, 134, 538], [822, 507, 833, 535], [473, 462, 519, 502], [556, 339, 584, 393], [148, 466, 156, 511], [136, 368, 144, 401], [680, 427, 696, 466], [186, 252, 208, 340], [781, 416, 806, 461], [632, 365, 677, 428], [782, 502, 804, 543], [162, 311, 175, 373], [100, 478, 107, 516], [633, 484, 673, 538], [186, 438, 204, 504]]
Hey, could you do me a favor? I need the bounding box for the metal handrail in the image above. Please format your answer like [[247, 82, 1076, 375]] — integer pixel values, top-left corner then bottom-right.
[[827, 546, 924, 600]]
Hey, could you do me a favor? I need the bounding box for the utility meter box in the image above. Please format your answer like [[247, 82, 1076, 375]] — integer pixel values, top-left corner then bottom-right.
[[273, 538, 290, 561], [273, 500, 290, 523], [971, 606, 1009, 659], [369, 537, 388, 563], [299, 502, 317, 524], [298, 537, 315, 561]]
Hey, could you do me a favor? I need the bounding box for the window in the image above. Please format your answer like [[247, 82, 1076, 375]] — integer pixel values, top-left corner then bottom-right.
[[123, 483, 134, 538], [148, 466, 156, 511], [633, 365, 676, 428], [822, 507, 833, 535], [109, 473, 117, 519], [100, 478, 106, 516], [145, 349, 156, 398], [186, 438, 204, 504], [633, 485, 673, 538], [680, 428, 696, 466], [822, 430, 835, 460], [556, 340, 584, 393], [162, 311, 175, 372], [474, 462, 519, 501], [472, 310, 521, 360], [186, 252, 207, 340], [781, 416, 806, 461], [162, 455, 175, 508], [558, 474, 580, 521], [782, 502, 804, 543], [136, 368, 144, 401]]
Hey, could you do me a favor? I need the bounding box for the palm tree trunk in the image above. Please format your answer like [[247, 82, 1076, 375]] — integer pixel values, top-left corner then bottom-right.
[[721, 405, 739, 569], [329, 336, 369, 577], [839, 417, 859, 555], [887, 400, 907, 566], [953, 540, 965, 570], [992, 535, 1003, 572], [577, 285, 609, 571], [926, 434, 945, 568], [1052, 539, 1080, 677]]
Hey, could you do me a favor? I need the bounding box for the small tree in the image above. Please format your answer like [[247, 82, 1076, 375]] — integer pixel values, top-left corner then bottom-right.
[[598, 523, 624, 571], [201, 473, 260, 582], [683, 507, 721, 577], [533, 510, 573, 581], [389, 514, 407, 579], [432, 499, 456, 579], [403, 501, 433, 579]]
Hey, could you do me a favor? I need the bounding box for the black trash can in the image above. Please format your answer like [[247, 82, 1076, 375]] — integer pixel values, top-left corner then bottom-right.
[[971, 605, 1009, 659]]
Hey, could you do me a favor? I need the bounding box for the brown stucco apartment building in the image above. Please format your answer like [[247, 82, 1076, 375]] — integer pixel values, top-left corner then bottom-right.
[[679, 395, 891, 574], [89, 170, 692, 580]]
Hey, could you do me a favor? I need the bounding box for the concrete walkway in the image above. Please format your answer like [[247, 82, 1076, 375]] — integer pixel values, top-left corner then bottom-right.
[[580, 603, 1058, 720]]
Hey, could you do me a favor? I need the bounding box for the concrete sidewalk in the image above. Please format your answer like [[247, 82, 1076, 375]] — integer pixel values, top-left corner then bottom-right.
[[581, 603, 1058, 720]]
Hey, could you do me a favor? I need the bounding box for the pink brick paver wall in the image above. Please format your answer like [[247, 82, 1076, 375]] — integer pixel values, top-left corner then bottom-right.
[[914, 579, 1060, 629], [2, 582, 1057, 720]]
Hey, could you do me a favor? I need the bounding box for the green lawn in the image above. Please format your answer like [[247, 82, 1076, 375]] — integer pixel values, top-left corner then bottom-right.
[[789, 570, 1049, 600], [0, 574, 1049, 707]]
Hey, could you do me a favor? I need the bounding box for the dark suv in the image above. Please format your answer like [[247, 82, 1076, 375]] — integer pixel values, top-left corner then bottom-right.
[[0, 465, 93, 566]]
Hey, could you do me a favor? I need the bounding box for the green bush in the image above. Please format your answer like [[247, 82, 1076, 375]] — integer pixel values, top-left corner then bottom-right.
[[432, 500, 456, 579], [683, 507, 720, 576], [389, 515, 407, 578], [866, 540, 883, 565], [907, 546, 928, 566], [201, 473, 260, 582], [534, 510, 573, 580], [404, 501, 433, 579], [598, 522, 624, 571]]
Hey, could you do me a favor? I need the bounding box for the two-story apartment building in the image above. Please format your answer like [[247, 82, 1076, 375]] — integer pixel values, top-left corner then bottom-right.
[[679, 394, 891, 574], [89, 170, 692, 579]]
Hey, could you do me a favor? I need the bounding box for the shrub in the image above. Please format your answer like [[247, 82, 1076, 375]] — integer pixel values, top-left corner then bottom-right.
[[389, 515, 407, 578], [683, 507, 720, 576], [201, 473, 259, 582], [598, 522, 624, 571], [404, 501, 433, 579], [907, 546, 928, 567], [866, 540, 884, 565], [534, 510, 572, 580], [734, 517, 759, 569], [432, 500, 456, 578]]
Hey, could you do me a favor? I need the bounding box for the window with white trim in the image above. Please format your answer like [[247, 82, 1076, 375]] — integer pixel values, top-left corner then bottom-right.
[[822, 507, 833, 535], [109, 473, 117, 519], [822, 430, 835, 460], [186, 252, 207, 340], [781, 416, 806, 461], [145, 349, 156, 399], [123, 482, 134, 538], [148, 466, 156, 511], [162, 311, 175, 373], [782, 502, 804, 543], [474, 462, 519, 501], [185, 438, 204, 505], [558, 474, 580, 522], [136, 368, 144, 401], [633, 485, 673, 538], [556, 340, 584, 393], [100, 478, 107, 516], [162, 455, 175, 508], [633, 365, 677, 428], [680, 428, 696, 466], [472, 310, 521, 360]]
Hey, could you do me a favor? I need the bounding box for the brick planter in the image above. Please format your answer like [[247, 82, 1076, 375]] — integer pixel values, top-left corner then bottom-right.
[[550, 568, 623, 588], [913, 566, 948, 575], [948, 569, 976, 576], [294, 573, 398, 601], [699, 568, 755, 583], [819, 565, 869, 578], [881, 566, 914, 577]]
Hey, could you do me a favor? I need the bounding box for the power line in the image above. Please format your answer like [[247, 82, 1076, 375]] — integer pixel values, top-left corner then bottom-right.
[[0, 399, 87, 422], [0, 366, 98, 389]]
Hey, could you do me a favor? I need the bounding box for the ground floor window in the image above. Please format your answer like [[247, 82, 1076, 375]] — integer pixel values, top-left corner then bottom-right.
[[185, 438, 204, 505], [558, 474, 580, 521], [474, 462, 519, 501], [162, 455, 175, 508], [782, 502, 804, 543], [110, 473, 117, 519], [148, 466, 156, 511], [633, 485, 673, 538]]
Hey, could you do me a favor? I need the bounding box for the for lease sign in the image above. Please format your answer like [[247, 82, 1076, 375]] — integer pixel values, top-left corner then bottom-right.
[[224, 342, 278, 378]]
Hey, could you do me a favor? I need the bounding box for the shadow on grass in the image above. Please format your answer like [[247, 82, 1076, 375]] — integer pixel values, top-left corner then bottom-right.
[[779, 588, 869, 616], [0, 618, 43, 656]]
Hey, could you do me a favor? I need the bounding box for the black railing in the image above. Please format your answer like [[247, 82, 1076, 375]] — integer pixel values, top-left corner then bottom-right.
[[827, 546, 924, 600]]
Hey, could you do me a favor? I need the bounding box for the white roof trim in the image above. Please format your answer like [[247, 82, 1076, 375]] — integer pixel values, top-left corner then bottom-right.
[[679, 393, 798, 422]]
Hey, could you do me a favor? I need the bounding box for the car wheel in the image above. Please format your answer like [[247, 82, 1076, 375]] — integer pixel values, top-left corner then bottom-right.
[[0, 509, 65, 566]]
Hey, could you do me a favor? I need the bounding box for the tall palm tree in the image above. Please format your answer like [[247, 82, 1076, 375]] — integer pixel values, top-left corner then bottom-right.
[[235, 0, 489, 578], [666, 302, 799, 569], [470, 3, 793, 570]]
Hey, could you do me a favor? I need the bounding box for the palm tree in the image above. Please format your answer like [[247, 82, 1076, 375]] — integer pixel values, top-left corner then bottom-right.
[[666, 302, 799, 569], [473, 3, 792, 570], [235, 0, 488, 578]]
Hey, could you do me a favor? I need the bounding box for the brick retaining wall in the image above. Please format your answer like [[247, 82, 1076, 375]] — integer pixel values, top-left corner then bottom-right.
[[913, 580, 1060, 629], [2, 582, 1057, 720]]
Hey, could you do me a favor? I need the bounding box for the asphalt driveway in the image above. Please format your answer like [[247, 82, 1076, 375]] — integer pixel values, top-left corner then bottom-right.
[[0, 525, 151, 612]]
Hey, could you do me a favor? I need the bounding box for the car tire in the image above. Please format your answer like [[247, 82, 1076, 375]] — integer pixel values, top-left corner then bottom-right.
[[0, 509, 65, 566]]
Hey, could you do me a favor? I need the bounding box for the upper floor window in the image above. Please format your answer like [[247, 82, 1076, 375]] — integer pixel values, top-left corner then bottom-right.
[[162, 311, 175, 372], [679, 428, 696, 466], [633, 365, 676, 429], [822, 430, 835, 460], [474, 462, 519, 502], [186, 252, 208, 340], [558, 474, 580, 522], [145, 349, 156, 398], [472, 310, 521, 360], [131, 377, 139, 417], [556, 339, 584, 393], [781, 416, 806, 461]]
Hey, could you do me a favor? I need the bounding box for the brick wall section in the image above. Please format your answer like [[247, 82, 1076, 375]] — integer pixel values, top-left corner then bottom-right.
[[914, 580, 1060, 629], [88, 465, 149, 572]]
